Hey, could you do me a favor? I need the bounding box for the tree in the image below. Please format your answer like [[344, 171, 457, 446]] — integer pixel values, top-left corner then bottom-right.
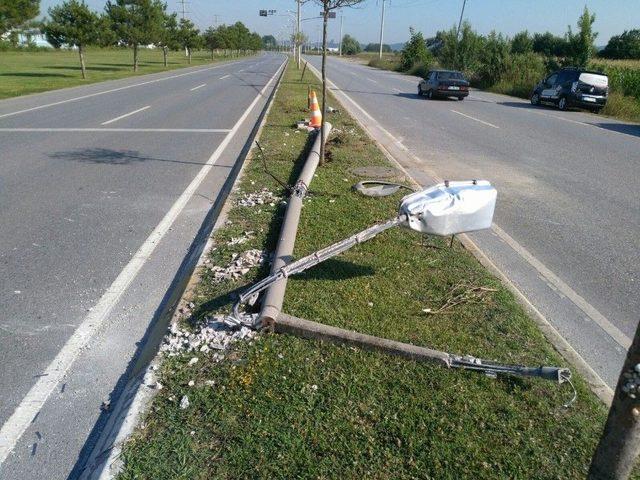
[[0, 0, 39, 37], [365, 43, 390, 53], [156, 12, 178, 66], [314, 0, 365, 165], [566, 6, 597, 67], [601, 29, 640, 60], [400, 27, 431, 71], [438, 22, 483, 73], [340, 34, 360, 55], [532, 31, 569, 57], [262, 34, 276, 50], [105, 0, 166, 71], [477, 31, 509, 86], [511, 30, 533, 54], [176, 18, 199, 64], [43, 0, 100, 79]]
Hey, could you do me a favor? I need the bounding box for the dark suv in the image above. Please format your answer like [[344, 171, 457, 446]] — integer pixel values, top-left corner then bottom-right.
[[530, 68, 608, 112], [418, 70, 470, 100]]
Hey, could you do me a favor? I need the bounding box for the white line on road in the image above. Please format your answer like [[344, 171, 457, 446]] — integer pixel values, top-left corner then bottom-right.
[[0, 63, 233, 120], [0, 57, 287, 466], [450, 109, 500, 129], [367, 78, 379, 84], [0, 128, 230, 133], [190, 83, 207, 91], [392, 87, 402, 93], [100, 106, 150, 125], [220, 74, 230, 79]]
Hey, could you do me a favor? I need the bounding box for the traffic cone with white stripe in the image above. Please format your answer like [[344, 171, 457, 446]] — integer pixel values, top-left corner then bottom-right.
[[309, 90, 322, 128]]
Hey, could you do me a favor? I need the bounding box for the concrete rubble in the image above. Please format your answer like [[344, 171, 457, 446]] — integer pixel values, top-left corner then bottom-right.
[[209, 249, 268, 283], [236, 188, 280, 208], [160, 314, 257, 357]]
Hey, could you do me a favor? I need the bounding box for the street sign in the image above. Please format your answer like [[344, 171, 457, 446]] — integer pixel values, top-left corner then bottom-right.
[[259, 9, 276, 16], [319, 11, 337, 18]]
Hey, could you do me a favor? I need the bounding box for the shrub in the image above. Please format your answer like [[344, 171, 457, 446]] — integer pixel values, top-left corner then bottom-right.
[[400, 27, 432, 71]]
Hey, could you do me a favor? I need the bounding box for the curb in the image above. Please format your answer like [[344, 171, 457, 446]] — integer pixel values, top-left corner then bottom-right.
[[303, 59, 614, 406], [78, 55, 290, 480]]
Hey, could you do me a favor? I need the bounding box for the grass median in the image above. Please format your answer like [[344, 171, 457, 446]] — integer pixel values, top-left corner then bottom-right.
[[0, 48, 253, 99], [117, 59, 613, 479]]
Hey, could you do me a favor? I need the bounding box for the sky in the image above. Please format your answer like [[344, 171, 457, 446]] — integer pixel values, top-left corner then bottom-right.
[[40, 0, 640, 46]]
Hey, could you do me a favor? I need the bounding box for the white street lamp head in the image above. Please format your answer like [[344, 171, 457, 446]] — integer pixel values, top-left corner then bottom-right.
[[399, 180, 497, 236]]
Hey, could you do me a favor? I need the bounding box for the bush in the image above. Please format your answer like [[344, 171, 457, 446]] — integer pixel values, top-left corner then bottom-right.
[[590, 62, 640, 100], [488, 52, 546, 98], [400, 27, 432, 72]]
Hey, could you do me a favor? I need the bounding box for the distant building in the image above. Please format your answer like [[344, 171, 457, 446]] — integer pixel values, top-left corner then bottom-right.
[[2, 28, 54, 48]]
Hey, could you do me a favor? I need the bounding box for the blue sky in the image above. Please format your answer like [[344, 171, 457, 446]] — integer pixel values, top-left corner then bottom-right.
[[41, 0, 640, 46]]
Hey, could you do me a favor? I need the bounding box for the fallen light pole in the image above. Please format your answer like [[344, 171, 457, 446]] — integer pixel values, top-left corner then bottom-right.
[[228, 180, 572, 388]]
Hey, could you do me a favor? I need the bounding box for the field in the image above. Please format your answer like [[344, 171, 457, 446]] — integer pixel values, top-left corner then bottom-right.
[[117, 60, 616, 480], [0, 48, 251, 99]]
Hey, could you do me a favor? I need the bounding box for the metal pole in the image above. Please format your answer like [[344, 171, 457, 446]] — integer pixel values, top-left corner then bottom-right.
[[589, 327, 640, 479], [456, 0, 467, 39], [339, 14, 344, 56], [378, 0, 385, 60], [296, 0, 301, 68]]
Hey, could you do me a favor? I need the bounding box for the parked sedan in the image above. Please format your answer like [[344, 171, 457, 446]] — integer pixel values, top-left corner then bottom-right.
[[418, 70, 470, 100]]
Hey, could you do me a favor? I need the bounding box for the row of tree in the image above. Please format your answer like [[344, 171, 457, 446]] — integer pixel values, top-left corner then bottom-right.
[[2, 0, 263, 79]]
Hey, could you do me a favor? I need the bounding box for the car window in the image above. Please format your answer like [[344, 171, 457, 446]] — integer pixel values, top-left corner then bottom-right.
[[429, 72, 436, 81], [546, 74, 558, 86], [437, 71, 464, 80], [557, 71, 571, 84]]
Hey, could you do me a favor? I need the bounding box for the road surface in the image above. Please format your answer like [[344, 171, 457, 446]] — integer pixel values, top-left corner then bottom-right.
[[305, 55, 639, 389], [0, 53, 285, 479]]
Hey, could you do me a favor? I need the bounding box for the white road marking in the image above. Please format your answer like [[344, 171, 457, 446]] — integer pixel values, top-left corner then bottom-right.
[[0, 128, 230, 133], [306, 59, 630, 352], [0, 63, 233, 120], [220, 74, 230, 80], [392, 87, 402, 93], [190, 83, 206, 91], [491, 224, 631, 349], [368, 78, 378, 84], [450, 109, 500, 129], [100, 106, 150, 125], [0, 58, 286, 466]]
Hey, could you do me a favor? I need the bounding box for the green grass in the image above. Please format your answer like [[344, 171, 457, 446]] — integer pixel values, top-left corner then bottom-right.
[[0, 48, 253, 99], [117, 60, 615, 480]]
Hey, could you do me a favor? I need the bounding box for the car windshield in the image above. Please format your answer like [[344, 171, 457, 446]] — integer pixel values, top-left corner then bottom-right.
[[437, 71, 464, 80]]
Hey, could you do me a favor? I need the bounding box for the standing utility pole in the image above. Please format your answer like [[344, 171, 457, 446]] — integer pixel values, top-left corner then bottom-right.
[[180, 0, 188, 56], [339, 13, 344, 56], [589, 327, 640, 479], [296, 0, 302, 68], [456, 0, 467, 39], [378, 0, 386, 60]]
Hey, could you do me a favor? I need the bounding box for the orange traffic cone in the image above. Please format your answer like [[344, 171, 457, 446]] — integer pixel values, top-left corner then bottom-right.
[[309, 90, 322, 128]]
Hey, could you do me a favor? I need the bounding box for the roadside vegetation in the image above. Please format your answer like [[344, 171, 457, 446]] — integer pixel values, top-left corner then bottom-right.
[[364, 7, 640, 122], [117, 60, 613, 479], [0, 0, 265, 98]]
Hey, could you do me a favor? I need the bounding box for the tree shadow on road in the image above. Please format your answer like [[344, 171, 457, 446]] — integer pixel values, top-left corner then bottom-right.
[[48, 148, 215, 167], [594, 122, 640, 138]]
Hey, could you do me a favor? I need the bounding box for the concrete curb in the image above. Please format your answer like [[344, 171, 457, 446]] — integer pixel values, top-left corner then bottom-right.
[[303, 60, 613, 406], [78, 55, 290, 480]]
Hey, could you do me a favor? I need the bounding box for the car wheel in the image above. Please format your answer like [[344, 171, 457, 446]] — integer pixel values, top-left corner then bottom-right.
[[417, 85, 423, 96], [427, 89, 433, 100], [592, 107, 603, 114], [530, 93, 540, 105], [558, 96, 568, 111], [458, 96, 464, 101]]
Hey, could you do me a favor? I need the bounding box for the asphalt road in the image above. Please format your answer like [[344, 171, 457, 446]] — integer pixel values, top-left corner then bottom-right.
[[304, 55, 639, 389], [0, 53, 285, 479]]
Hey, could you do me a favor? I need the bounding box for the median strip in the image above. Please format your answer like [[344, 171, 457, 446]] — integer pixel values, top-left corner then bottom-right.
[[117, 60, 609, 479]]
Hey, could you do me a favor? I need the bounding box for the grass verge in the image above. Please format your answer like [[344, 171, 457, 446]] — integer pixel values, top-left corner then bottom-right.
[[117, 59, 612, 479], [0, 48, 254, 99]]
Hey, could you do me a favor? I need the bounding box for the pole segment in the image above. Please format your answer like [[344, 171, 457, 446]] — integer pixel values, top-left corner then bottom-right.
[[456, 0, 467, 39], [378, 0, 385, 60], [589, 327, 640, 479], [339, 14, 343, 56]]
